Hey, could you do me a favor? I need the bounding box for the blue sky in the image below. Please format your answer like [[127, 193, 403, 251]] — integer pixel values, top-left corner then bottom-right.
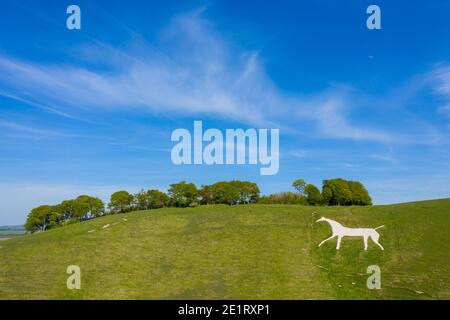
[[0, 0, 449, 225]]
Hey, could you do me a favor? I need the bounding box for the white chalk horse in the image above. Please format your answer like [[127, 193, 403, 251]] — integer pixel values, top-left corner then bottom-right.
[[316, 217, 385, 250]]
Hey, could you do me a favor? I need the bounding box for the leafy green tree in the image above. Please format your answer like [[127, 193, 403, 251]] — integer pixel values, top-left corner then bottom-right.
[[304, 184, 323, 205], [57, 199, 77, 221], [233, 181, 260, 204], [74, 195, 105, 220], [88, 196, 105, 217], [322, 178, 371, 206], [202, 181, 260, 205], [348, 181, 372, 205], [322, 179, 351, 205], [25, 205, 62, 232], [133, 189, 151, 210], [147, 189, 170, 209], [210, 181, 241, 205], [258, 192, 307, 205], [108, 191, 134, 213], [321, 186, 333, 205], [199, 185, 214, 205], [292, 179, 307, 195], [168, 181, 198, 207]]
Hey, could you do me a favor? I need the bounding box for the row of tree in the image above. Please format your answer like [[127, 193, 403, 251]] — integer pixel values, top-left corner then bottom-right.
[[24, 178, 371, 232], [24, 180, 260, 232], [24, 195, 105, 232], [259, 178, 372, 206], [107, 180, 260, 213]]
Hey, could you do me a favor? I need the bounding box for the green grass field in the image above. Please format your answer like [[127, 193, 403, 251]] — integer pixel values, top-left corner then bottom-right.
[[0, 199, 449, 300]]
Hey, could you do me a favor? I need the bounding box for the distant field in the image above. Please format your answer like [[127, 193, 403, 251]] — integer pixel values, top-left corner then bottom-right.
[[0, 199, 449, 299], [0, 229, 25, 239]]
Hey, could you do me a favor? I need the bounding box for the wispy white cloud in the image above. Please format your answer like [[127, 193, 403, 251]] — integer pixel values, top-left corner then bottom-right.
[[0, 120, 50, 135], [434, 64, 450, 95], [0, 119, 76, 139], [0, 90, 101, 125], [0, 91, 72, 118], [0, 9, 448, 146], [0, 11, 284, 126], [282, 149, 311, 159], [433, 64, 450, 117], [299, 90, 392, 142], [343, 163, 360, 168], [107, 141, 170, 153], [0, 10, 396, 143], [369, 154, 399, 164]]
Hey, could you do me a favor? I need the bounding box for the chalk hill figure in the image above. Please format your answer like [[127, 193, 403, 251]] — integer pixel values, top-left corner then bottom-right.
[[316, 217, 385, 251]]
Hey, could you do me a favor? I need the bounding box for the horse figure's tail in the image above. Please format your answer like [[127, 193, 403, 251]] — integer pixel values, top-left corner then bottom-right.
[[374, 225, 385, 230]]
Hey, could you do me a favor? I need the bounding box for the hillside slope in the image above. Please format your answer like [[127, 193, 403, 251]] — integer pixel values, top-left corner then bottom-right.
[[1, 199, 449, 299]]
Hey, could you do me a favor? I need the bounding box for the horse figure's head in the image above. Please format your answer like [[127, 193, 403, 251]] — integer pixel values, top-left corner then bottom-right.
[[316, 217, 327, 223]]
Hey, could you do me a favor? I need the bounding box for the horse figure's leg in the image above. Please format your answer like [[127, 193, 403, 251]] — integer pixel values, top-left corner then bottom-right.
[[363, 236, 369, 250], [318, 235, 336, 247], [371, 233, 384, 251], [336, 236, 342, 250]]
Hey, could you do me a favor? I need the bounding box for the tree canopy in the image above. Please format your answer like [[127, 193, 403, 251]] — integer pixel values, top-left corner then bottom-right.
[[322, 178, 372, 206], [168, 181, 199, 207], [108, 191, 134, 213], [305, 184, 323, 205], [199, 181, 260, 205], [25, 205, 61, 232], [292, 179, 307, 195]]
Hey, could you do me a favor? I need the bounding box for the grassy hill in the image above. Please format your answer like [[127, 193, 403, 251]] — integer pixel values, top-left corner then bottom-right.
[[0, 199, 449, 300]]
